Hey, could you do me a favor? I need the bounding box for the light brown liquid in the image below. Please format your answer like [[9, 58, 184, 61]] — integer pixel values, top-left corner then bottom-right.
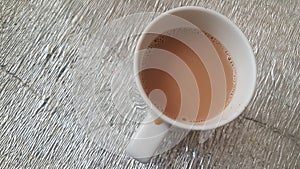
[[139, 31, 235, 123]]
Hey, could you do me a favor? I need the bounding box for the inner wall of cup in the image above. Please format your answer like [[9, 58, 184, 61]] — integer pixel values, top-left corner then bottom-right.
[[170, 8, 256, 126], [136, 7, 256, 129]]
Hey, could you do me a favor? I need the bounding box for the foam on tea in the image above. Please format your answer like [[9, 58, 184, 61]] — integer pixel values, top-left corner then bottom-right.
[[138, 28, 236, 123]]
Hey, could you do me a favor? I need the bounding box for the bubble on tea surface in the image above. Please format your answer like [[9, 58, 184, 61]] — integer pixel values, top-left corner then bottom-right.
[[203, 31, 237, 109]]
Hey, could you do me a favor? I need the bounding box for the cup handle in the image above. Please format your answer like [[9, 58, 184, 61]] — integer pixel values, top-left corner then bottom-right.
[[126, 113, 170, 163]]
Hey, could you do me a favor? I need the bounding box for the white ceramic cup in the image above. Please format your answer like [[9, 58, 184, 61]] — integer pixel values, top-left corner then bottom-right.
[[126, 6, 256, 163]]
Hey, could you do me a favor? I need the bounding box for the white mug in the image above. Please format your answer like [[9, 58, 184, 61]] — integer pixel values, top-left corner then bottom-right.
[[126, 6, 256, 163]]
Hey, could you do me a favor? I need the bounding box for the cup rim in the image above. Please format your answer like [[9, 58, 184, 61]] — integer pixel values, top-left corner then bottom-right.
[[133, 6, 257, 130]]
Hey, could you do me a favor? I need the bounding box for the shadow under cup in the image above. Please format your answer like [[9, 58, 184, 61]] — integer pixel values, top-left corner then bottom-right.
[[135, 7, 256, 130]]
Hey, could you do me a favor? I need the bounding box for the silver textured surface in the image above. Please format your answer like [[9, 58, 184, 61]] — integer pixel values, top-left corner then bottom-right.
[[0, 0, 299, 168]]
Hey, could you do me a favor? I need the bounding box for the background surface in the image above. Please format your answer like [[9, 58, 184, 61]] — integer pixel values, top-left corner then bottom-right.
[[0, 0, 299, 168]]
